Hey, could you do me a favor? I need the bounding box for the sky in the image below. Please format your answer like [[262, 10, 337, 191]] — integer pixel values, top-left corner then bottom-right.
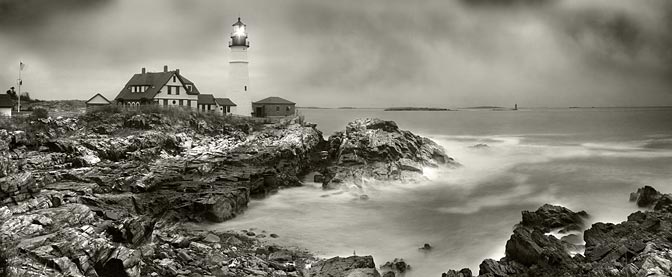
[[0, 0, 671, 108]]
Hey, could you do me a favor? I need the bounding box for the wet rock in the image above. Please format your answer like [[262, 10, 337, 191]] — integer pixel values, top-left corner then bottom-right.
[[314, 173, 325, 183], [380, 258, 411, 273], [521, 204, 588, 233], [324, 118, 456, 188], [630, 186, 662, 207], [307, 255, 381, 277], [419, 243, 432, 251], [269, 250, 294, 262], [442, 268, 473, 277], [469, 143, 489, 149], [203, 233, 221, 243], [446, 186, 672, 277]]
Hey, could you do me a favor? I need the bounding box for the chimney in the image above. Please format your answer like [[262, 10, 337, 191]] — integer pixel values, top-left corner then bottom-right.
[[163, 65, 168, 72], [141, 67, 146, 74], [175, 69, 180, 75]]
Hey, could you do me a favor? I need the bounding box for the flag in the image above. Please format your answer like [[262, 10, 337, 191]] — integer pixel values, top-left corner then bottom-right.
[[20, 62, 25, 71]]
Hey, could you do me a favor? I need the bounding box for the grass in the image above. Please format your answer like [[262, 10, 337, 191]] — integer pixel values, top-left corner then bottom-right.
[[81, 105, 267, 134]]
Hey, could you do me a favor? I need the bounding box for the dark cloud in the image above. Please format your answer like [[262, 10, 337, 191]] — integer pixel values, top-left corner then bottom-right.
[[460, 0, 555, 7], [0, 0, 671, 107], [557, 1, 672, 77], [0, 0, 109, 27]]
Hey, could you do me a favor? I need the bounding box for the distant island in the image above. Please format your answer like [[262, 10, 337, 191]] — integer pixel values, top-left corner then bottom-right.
[[384, 107, 451, 111], [297, 106, 331, 109], [460, 106, 518, 111], [462, 106, 505, 109]]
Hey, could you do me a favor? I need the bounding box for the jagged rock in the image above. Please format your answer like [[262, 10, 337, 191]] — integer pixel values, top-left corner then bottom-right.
[[442, 268, 472, 277], [419, 243, 432, 251], [630, 186, 662, 207], [324, 118, 455, 188], [520, 204, 589, 233], [380, 258, 411, 273], [269, 250, 294, 262], [203, 233, 221, 243], [445, 186, 672, 276], [1, 113, 457, 277], [307, 255, 381, 277]]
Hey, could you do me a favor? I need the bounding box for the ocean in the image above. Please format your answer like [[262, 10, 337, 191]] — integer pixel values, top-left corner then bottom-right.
[[211, 107, 672, 276]]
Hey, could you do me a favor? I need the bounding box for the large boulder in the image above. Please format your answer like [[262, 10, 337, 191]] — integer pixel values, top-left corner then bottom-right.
[[521, 204, 588, 233], [323, 118, 455, 188], [306, 255, 381, 277], [630, 186, 662, 208], [442, 268, 473, 277]]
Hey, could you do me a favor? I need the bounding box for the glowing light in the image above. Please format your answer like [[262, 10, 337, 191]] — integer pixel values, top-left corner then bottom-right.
[[234, 26, 246, 37]]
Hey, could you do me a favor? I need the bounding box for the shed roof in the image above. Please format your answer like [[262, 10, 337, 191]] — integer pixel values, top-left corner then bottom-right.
[[215, 98, 236, 106], [198, 94, 216, 105], [86, 93, 111, 104], [114, 70, 200, 101], [0, 94, 14, 108], [253, 96, 295, 105]]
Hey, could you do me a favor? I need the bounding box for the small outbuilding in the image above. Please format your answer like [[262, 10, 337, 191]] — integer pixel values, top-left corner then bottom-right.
[[198, 94, 236, 115], [197, 94, 218, 112], [215, 98, 236, 115], [252, 97, 296, 118], [0, 94, 14, 117], [86, 93, 111, 109]]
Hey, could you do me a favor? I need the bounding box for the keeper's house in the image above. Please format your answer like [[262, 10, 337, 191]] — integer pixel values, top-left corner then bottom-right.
[[252, 97, 296, 118], [114, 66, 201, 108]]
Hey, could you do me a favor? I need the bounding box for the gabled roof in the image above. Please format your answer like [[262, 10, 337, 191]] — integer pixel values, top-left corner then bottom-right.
[[253, 96, 295, 105], [198, 94, 216, 105], [0, 94, 13, 108], [215, 98, 236, 106], [114, 70, 200, 101], [86, 93, 111, 104]]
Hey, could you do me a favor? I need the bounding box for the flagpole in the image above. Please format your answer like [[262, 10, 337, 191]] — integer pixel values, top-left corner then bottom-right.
[[18, 62, 21, 113]]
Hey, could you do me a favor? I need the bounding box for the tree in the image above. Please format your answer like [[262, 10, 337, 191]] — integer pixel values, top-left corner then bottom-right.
[[6, 87, 17, 100]]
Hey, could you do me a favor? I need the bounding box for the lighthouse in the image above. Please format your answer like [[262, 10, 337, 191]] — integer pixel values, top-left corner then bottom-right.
[[229, 17, 252, 116]]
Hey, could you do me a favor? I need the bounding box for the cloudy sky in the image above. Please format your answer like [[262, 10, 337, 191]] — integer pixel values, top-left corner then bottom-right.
[[0, 0, 671, 108]]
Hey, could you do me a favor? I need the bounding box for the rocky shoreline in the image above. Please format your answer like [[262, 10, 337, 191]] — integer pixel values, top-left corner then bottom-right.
[[443, 186, 672, 277], [0, 109, 452, 277], [3, 108, 670, 277]]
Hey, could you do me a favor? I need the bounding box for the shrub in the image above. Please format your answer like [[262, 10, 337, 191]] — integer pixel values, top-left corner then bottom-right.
[[30, 107, 49, 120]]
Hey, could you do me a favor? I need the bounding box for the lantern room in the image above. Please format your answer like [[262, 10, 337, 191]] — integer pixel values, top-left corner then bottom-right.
[[229, 17, 249, 48]]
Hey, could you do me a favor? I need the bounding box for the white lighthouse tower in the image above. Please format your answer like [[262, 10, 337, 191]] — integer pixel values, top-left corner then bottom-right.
[[228, 17, 252, 116]]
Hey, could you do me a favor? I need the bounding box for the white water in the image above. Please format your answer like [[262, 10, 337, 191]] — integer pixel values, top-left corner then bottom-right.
[[209, 108, 672, 276]]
